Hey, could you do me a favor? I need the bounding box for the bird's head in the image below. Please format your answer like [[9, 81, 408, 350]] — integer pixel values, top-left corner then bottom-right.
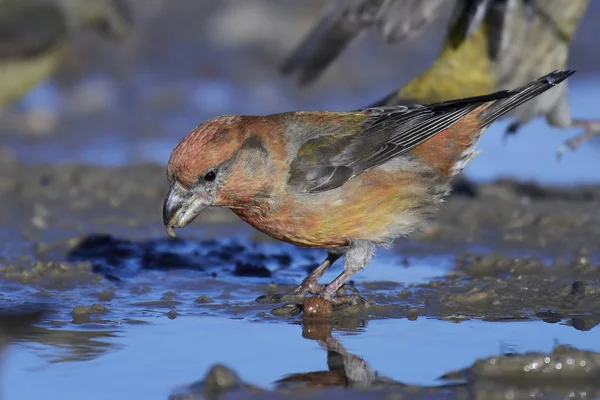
[[74, 0, 133, 41], [163, 115, 273, 237]]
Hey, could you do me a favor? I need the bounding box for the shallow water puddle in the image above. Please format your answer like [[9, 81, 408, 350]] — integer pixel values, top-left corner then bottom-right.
[[2, 316, 598, 400]]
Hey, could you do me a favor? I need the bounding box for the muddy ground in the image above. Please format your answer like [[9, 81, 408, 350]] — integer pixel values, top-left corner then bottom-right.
[[0, 163, 599, 398]]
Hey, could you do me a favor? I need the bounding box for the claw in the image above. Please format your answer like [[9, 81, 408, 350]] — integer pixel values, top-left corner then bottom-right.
[[256, 281, 325, 304], [165, 224, 177, 238], [335, 283, 360, 297], [257, 280, 366, 312], [556, 120, 600, 159]]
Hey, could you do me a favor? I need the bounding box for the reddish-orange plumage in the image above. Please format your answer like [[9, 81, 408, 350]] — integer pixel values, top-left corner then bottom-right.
[[163, 71, 572, 306], [412, 104, 488, 176], [167, 115, 253, 189]]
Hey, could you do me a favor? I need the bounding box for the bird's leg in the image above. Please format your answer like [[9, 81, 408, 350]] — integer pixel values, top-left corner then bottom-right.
[[320, 271, 367, 307], [256, 252, 341, 304], [298, 252, 342, 295], [558, 119, 600, 157], [320, 241, 375, 307]]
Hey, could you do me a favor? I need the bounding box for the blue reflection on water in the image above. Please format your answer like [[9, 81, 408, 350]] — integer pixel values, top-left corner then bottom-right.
[[3, 317, 598, 400]]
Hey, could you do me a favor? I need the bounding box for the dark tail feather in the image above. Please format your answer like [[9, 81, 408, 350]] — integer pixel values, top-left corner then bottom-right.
[[362, 70, 573, 122], [478, 70, 575, 127]]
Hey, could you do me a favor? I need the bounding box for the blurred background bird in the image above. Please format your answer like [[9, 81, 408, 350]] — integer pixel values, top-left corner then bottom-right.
[[280, 0, 529, 85], [0, 0, 133, 107], [281, 0, 594, 156]]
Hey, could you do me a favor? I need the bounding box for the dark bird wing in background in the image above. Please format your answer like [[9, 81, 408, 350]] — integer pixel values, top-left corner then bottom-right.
[[0, 2, 67, 59], [280, 0, 535, 86], [280, 0, 450, 85]]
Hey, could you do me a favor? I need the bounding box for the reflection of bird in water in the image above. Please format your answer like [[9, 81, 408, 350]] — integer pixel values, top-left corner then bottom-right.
[[283, 0, 595, 155], [275, 321, 404, 390], [0, 0, 132, 106]]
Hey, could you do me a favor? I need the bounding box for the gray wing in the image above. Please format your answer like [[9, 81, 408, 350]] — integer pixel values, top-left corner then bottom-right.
[[290, 70, 571, 194], [289, 67, 570, 194], [0, 1, 67, 59], [280, 0, 452, 85], [288, 94, 503, 194]]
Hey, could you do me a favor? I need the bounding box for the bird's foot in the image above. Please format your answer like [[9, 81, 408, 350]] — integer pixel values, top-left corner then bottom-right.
[[262, 284, 362, 316], [557, 120, 600, 158], [321, 284, 368, 308], [256, 281, 323, 304]]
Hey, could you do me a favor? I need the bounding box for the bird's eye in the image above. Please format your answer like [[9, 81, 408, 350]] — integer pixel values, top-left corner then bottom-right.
[[204, 171, 217, 182]]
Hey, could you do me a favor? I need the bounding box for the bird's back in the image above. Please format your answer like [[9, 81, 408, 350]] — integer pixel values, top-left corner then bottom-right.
[[233, 72, 572, 248]]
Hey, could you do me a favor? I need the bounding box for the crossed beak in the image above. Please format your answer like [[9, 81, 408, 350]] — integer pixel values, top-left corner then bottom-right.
[[162, 181, 209, 238]]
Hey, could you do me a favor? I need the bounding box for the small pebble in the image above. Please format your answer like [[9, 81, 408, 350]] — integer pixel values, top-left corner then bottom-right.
[[195, 296, 214, 304], [71, 304, 108, 323], [98, 290, 115, 302], [303, 297, 333, 318]]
